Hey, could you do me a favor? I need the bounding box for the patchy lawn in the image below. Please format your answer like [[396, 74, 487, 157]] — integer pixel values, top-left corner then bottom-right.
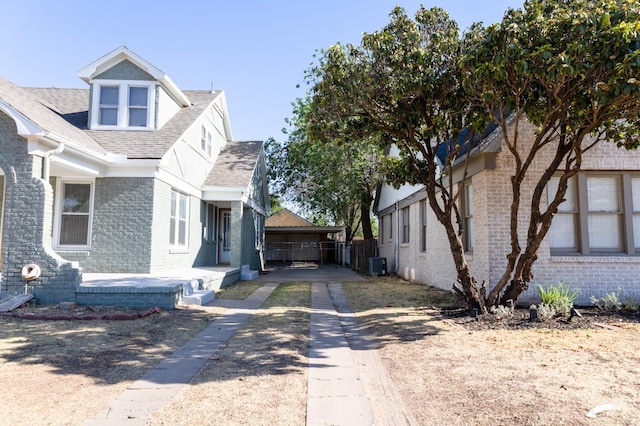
[[0, 304, 220, 425], [342, 277, 640, 425], [149, 282, 311, 426], [1, 276, 638, 425]]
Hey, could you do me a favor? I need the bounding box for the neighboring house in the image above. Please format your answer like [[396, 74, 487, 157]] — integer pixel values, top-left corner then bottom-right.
[[265, 209, 343, 264], [0, 46, 269, 304], [374, 120, 640, 305]]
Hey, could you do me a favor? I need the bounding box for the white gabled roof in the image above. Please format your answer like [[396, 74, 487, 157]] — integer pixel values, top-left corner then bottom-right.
[[77, 45, 190, 107]]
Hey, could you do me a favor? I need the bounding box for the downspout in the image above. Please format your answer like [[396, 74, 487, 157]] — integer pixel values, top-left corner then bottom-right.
[[42, 143, 65, 182]]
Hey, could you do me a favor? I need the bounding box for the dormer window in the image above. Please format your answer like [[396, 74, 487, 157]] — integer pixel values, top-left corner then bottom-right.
[[90, 80, 155, 130], [128, 86, 148, 127]]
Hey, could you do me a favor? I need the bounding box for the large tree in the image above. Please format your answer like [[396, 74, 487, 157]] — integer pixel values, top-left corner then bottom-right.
[[266, 98, 384, 242], [305, 0, 640, 311]]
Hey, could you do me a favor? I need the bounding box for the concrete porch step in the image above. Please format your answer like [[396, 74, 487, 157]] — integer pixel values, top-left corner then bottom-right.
[[183, 290, 216, 305], [182, 280, 215, 306], [241, 264, 259, 280]]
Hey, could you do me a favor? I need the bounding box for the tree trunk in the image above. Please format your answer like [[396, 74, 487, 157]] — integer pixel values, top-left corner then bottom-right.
[[360, 192, 374, 240]]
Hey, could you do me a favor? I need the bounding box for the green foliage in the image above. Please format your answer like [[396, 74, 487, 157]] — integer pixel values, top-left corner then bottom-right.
[[265, 98, 384, 241], [538, 282, 579, 316], [489, 304, 514, 319], [302, 0, 640, 308], [591, 290, 640, 312]]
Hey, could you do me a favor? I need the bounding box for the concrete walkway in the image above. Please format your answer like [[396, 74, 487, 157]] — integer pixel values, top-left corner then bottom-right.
[[307, 282, 374, 425], [85, 283, 279, 426], [86, 269, 379, 425]]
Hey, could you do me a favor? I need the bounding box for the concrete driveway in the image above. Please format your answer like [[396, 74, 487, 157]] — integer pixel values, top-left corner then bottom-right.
[[257, 263, 367, 282]]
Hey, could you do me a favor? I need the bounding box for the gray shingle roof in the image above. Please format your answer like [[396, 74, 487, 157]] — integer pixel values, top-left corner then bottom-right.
[[25, 87, 221, 159], [204, 141, 263, 188], [0, 79, 107, 154]]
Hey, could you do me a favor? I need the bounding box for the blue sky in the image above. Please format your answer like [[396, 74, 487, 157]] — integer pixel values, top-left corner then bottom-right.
[[1, 1, 521, 142]]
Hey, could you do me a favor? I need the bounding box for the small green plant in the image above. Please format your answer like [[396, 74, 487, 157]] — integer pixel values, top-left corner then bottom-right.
[[490, 304, 514, 320], [592, 289, 640, 313], [591, 292, 621, 312], [538, 282, 579, 316], [537, 303, 558, 319]]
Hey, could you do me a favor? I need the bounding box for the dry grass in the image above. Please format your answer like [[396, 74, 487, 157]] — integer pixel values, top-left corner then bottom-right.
[[215, 280, 263, 300], [0, 305, 218, 425], [149, 282, 311, 426], [343, 276, 640, 425], [2, 276, 639, 425]]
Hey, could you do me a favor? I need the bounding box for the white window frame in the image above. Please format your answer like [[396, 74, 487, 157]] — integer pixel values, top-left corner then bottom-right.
[[462, 181, 474, 253], [420, 199, 427, 253], [200, 125, 213, 158], [401, 206, 410, 244], [53, 179, 95, 250], [170, 190, 189, 248], [90, 80, 155, 130]]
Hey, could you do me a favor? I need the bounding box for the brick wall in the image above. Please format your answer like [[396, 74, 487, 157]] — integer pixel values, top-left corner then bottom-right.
[[380, 121, 640, 306], [57, 177, 155, 273], [0, 112, 80, 304]]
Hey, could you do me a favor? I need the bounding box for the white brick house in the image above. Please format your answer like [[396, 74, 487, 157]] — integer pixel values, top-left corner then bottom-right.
[[375, 120, 640, 305], [0, 46, 269, 304]]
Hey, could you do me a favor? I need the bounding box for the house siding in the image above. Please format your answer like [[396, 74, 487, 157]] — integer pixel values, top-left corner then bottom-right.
[[148, 180, 213, 273], [95, 59, 155, 81], [378, 122, 640, 306]]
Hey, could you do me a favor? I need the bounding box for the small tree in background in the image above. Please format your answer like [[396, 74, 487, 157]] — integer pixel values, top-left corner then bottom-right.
[[266, 98, 385, 242]]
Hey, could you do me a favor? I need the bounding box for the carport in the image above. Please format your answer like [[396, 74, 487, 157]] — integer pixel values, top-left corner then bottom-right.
[[264, 209, 344, 265]]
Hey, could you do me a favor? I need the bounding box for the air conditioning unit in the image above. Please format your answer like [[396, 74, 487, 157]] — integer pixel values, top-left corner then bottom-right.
[[369, 257, 387, 276]]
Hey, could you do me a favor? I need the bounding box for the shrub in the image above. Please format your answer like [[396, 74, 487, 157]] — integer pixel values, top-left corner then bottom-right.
[[591, 292, 621, 312], [538, 282, 579, 317], [592, 290, 640, 313], [490, 304, 514, 320]]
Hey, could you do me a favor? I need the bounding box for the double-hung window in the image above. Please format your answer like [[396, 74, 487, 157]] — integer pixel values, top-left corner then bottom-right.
[[92, 81, 153, 129], [420, 199, 427, 252], [128, 86, 148, 127], [401, 206, 410, 244], [548, 173, 640, 254], [99, 86, 119, 125], [200, 125, 213, 157], [56, 181, 94, 249], [170, 190, 188, 247], [462, 182, 474, 252]]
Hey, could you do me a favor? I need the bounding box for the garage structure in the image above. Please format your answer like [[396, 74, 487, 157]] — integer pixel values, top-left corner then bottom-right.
[[265, 209, 344, 265]]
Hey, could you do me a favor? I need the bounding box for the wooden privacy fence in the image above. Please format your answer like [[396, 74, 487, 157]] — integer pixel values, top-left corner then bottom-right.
[[350, 239, 378, 273]]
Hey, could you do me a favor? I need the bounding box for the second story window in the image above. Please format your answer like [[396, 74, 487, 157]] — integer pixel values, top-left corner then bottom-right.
[[99, 86, 119, 125], [91, 80, 154, 130], [128, 86, 148, 127]]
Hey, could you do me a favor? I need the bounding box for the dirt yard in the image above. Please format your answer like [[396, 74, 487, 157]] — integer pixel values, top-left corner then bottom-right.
[[0, 277, 638, 425]]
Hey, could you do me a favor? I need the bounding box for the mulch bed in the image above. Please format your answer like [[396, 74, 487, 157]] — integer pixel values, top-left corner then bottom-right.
[[443, 306, 640, 331], [0, 305, 161, 321]]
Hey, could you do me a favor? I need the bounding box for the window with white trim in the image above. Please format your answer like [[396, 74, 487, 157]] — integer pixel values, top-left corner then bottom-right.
[[200, 125, 213, 157], [91, 80, 154, 130], [548, 173, 640, 254], [462, 182, 474, 252], [401, 206, 410, 244], [56, 181, 94, 249], [170, 190, 188, 247], [420, 199, 427, 252], [128, 86, 148, 127]]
